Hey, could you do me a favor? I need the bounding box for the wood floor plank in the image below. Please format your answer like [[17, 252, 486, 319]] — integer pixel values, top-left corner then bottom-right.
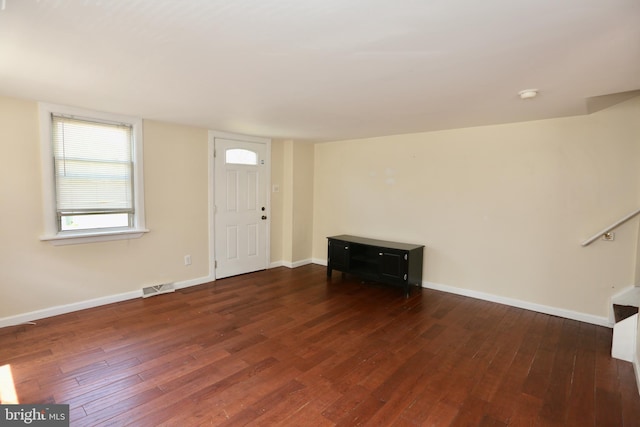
[[246, 388, 311, 426], [522, 345, 555, 399], [334, 393, 385, 426], [321, 384, 371, 423], [595, 387, 624, 427], [73, 386, 165, 427], [368, 352, 445, 425], [221, 379, 306, 425], [411, 399, 460, 426], [66, 374, 144, 413], [1, 264, 638, 426], [538, 319, 580, 425], [164, 360, 302, 426], [565, 347, 596, 426]]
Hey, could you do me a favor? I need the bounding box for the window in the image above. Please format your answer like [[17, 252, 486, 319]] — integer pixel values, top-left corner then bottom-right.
[[52, 115, 133, 231], [39, 103, 148, 245], [225, 148, 258, 165]]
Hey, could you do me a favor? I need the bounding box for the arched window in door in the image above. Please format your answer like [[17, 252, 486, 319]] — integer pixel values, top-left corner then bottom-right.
[[225, 148, 257, 165]]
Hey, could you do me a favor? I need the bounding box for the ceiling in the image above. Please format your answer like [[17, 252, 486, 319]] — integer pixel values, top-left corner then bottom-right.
[[0, 0, 639, 142]]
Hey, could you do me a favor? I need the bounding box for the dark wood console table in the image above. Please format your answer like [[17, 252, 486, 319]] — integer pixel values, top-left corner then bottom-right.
[[327, 235, 424, 297]]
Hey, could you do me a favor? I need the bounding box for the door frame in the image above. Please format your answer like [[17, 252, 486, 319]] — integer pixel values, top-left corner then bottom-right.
[[208, 130, 271, 280]]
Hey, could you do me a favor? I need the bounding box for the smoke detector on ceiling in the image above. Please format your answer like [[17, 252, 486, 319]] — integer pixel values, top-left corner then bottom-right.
[[519, 89, 539, 100]]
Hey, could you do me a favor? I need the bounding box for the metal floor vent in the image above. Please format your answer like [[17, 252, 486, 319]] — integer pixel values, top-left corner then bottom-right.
[[142, 283, 175, 298]]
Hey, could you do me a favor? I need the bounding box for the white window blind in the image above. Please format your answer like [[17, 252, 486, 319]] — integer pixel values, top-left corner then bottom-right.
[[52, 115, 134, 220]]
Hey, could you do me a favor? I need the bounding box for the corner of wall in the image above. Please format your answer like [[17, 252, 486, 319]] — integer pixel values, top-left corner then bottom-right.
[[635, 351, 640, 396]]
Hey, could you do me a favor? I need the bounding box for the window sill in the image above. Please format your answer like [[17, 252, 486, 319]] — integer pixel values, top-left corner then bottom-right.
[[40, 229, 150, 246]]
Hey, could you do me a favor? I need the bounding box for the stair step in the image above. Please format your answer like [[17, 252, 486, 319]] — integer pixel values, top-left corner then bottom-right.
[[613, 304, 639, 323]]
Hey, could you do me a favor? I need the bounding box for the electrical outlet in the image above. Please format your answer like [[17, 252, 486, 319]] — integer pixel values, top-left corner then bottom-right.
[[184, 255, 192, 266]]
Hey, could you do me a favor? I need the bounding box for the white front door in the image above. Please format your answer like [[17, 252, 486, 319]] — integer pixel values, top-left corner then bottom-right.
[[214, 137, 269, 279]]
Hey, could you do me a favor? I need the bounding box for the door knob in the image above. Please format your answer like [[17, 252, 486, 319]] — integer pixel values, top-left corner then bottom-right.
[[261, 215, 267, 220]]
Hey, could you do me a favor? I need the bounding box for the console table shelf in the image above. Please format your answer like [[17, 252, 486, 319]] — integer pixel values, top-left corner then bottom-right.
[[327, 235, 425, 297]]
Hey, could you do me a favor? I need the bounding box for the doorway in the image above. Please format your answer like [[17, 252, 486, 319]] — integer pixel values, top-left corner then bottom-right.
[[210, 132, 270, 279]]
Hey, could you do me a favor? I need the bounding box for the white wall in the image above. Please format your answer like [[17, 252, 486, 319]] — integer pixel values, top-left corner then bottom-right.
[[313, 96, 640, 319]]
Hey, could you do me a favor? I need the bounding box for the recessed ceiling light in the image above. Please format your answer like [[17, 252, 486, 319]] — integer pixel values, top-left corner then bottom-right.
[[519, 89, 539, 100]]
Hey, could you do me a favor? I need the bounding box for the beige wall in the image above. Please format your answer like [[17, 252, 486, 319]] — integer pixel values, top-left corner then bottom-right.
[[272, 140, 314, 265], [291, 142, 314, 263], [2, 91, 639, 325], [269, 139, 284, 263], [313, 96, 640, 318], [281, 140, 294, 262], [0, 96, 210, 319]]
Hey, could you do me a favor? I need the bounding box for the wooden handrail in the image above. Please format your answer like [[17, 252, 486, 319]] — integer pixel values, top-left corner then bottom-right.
[[582, 207, 640, 246]]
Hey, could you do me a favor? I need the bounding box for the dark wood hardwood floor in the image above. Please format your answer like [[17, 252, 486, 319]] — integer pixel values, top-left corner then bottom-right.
[[1, 264, 639, 426]]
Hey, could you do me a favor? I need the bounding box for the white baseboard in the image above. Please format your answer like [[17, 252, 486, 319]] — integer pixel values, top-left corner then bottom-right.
[[290, 259, 313, 268], [422, 281, 612, 328], [311, 260, 610, 327], [271, 259, 314, 269], [173, 274, 215, 290], [0, 290, 140, 329], [0, 270, 614, 331], [0, 275, 214, 329], [277, 258, 325, 267]]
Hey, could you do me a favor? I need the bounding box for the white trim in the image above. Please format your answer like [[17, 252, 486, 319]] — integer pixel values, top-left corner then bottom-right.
[[208, 130, 270, 144], [208, 139, 215, 278], [0, 275, 214, 329], [0, 290, 139, 329], [611, 285, 640, 305], [612, 314, 637, 362], [173, 274, 215, 290], [634, 352, 640, 396], [610, 285, 640, 324], [40, 228, 149, 246], [0, 262, 616, 337], [208, 130, 271, 280], [422, 281, 612, 327], [274, 259, 314, 269], [38, 102, 147, 245], [311, 258, 611, 327], [271, 259, 316, 269], [291, 259, 313, 268]]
